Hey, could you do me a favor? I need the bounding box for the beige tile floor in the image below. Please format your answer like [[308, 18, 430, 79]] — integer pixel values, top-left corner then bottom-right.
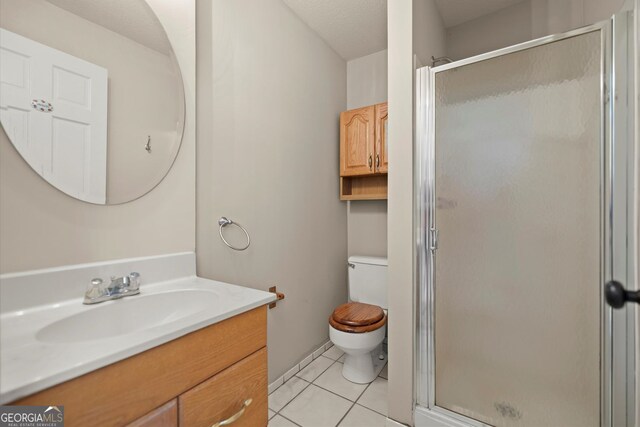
[[268, 346, 388, 427]]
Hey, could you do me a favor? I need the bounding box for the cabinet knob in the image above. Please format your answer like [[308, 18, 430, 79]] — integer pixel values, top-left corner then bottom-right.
[[376, 154, 380, 168], [368, 155, 372, 169], [211, 398, 252, 427]]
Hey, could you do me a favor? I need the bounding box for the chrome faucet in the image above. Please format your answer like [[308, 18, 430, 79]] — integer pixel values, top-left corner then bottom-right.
[[83, 272, 141, 304]]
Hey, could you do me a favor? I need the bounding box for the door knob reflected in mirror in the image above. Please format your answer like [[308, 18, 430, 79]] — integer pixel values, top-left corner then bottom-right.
[[604, 280, 640, 309]]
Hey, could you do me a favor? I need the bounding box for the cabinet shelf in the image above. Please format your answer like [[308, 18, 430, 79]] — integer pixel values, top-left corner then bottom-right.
[[340, 175, 387, 200]]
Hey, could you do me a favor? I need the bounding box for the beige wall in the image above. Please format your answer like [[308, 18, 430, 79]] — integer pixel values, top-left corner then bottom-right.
[[0, 0, 184, 204], [346, 50, 388, 258], [413, 0, 447, 66], [531, 0, 625, 38], [387, 1, 414, 422], [447, 0, 626, 61], [347, 202, 388, 257], [387, 0, 446, 424], [196, 0, 348, 383], [635, 2, 639, 423], [447, 1, 532, 60], [387, 0, 417, 425], [583, 0, 626, 23], [0, 0, 195, 273], [347, 49, 388, 110]]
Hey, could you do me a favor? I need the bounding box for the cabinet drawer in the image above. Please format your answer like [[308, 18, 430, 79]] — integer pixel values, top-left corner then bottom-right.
[[179, 348, 267, 427], [126, 399, 177, 427]]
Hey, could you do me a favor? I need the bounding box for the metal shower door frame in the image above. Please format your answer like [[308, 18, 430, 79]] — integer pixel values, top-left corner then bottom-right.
[[414, 7, 637, 427]]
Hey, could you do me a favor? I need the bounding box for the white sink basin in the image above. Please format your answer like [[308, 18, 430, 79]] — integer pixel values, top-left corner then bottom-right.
[[0, 253, 277, 405], [35, 290, 218, 343]]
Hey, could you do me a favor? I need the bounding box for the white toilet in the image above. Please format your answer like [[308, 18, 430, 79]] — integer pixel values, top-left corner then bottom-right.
[[329, 256, 387, 384]]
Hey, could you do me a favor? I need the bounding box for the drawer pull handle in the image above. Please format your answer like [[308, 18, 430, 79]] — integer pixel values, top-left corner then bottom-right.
[[211, 398, 252, 427]]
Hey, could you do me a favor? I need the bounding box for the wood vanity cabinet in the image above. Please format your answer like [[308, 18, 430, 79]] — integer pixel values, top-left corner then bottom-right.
[[127, 400, 177, 427], [179, 349, 266, 427], [12, 306, 269, 427], [339, 102, 388, 200]]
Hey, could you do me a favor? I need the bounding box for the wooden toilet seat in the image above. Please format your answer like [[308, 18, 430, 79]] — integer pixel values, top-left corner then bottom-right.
[[329, 302, 386, 333]]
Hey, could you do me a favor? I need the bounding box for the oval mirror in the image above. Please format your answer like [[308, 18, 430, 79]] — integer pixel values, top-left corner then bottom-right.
[[0, 0, 185, 204]]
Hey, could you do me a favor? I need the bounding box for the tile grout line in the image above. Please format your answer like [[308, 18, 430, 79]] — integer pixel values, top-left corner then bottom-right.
[[333, 380, 376, 427], [277, 412, 304, 427], [356, 402, 388, 419], [354, 380, 373, 403], [294, 355, 337, 382], [270, 354, 388, 425], [308, 360, 374, 426], [270, 377, 311, 415], [302, 358, 386, 406], [309, 381, 359, 404], [310, 363, 371, 403], [334, 400, 357, 427], [273, 358, 337, 421], [352, 402, 389, 422], [354, 378, 388, 419], [269, 351, 338, 414]]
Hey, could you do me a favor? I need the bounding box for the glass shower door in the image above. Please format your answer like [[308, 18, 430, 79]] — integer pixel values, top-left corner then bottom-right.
[[417, 4, 637, 426], [418, 27, 611, 427]]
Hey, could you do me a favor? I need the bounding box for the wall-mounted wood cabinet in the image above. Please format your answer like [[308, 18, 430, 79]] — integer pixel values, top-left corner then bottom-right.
[[340, 102, 388, 200], [374, 102, 388, 174]]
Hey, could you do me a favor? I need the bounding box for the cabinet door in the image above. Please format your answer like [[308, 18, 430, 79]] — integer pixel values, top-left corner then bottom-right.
[[375, 102, 388, 173], [127, 400, 177, 427], [179, 348, 267, 427], [340, 106, 375, 176]]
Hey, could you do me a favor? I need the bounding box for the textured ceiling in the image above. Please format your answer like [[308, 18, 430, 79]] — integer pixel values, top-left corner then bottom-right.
[[45, 0, 172, 55], [435, 0, 526, 28], [282, 0, 387, 61]]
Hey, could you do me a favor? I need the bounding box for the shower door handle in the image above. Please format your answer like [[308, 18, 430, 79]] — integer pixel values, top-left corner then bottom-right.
[[604, 280, 640, 309]]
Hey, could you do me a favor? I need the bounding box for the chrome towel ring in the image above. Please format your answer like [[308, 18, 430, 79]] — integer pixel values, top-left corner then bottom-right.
[[218, 217, 251, 251]]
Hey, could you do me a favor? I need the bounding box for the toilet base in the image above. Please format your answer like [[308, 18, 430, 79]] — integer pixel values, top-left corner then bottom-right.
[[341, 344, 386, 384]]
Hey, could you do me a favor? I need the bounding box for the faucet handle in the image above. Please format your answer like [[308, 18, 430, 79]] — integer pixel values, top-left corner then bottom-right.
[[85, 278, 105, 300], [128, 272, 141, 291]]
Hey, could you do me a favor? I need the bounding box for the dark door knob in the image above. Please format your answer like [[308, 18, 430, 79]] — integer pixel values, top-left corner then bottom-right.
[[605, 280, 640, 309]]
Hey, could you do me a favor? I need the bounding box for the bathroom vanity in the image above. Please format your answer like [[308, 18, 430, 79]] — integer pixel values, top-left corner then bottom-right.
[[14, 307, 267, 427], [0, 253, 275, 427]]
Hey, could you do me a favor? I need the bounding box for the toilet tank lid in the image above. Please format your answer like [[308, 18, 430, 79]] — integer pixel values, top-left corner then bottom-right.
[[348, 256, 388, 266]]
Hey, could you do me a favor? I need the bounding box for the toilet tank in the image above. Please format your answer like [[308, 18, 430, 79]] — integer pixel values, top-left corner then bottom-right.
[[348, 256, 388, 309]]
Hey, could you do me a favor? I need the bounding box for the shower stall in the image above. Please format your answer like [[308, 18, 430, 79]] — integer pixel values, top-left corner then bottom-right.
[[415, 3, 638, 427]]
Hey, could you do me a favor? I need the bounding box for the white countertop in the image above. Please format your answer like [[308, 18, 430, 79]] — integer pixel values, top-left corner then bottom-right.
[[0, 266, 275, 404]]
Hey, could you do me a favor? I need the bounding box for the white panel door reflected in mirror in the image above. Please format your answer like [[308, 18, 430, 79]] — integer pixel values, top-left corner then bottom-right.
[[0, 0, 185, 205], [1, 29, 108, 204]]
